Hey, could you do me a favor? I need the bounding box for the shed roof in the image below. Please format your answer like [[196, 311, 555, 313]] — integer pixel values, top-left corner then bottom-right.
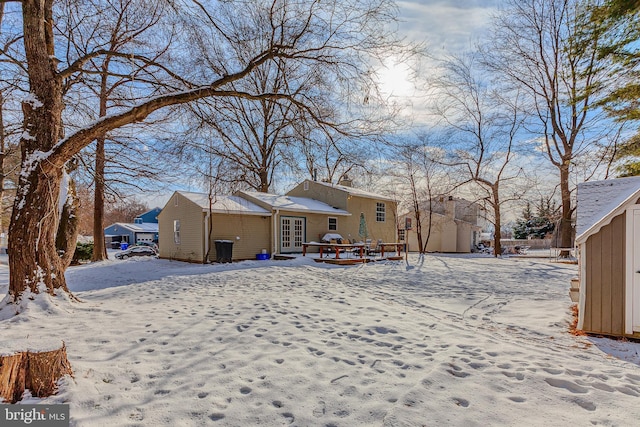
[[239, 190, 351, 216], [575, 176, 640, 244], [178, 191, 271, 216]]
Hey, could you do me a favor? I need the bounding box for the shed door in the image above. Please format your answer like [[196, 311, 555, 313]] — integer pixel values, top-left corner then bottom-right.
[[281, 217, 305, 253], [633, 209, 640, 332]]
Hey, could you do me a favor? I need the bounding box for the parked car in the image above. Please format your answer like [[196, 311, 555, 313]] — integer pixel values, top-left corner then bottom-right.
[[115, 245, 157, 259], [135, 241, 158, 251]]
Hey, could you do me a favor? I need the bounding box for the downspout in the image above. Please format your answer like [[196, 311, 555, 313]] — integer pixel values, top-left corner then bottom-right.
[[273, 209, 280, 256], [204, 211, 210, 263]]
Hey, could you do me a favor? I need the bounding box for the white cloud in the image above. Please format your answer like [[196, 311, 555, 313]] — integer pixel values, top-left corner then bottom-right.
[[397, 0, 499, 53]]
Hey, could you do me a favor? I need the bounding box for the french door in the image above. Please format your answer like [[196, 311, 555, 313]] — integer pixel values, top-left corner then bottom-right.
[[281, 217, 305, 253]]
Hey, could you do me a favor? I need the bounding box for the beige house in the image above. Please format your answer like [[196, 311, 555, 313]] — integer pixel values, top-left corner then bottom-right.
[[286, 179, 398, 243], [158, 181, 397, 262], [235, 190, 351, 254], [398, 197, 483, 253], [158, 191, 271, 263], [575, 177, 640, 339]]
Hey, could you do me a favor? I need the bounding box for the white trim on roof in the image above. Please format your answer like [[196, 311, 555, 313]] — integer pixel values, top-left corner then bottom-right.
[[575, 185, 640, 244]]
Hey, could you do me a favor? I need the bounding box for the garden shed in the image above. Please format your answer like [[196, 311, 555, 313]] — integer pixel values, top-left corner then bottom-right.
[[575, 176, 640, 338]]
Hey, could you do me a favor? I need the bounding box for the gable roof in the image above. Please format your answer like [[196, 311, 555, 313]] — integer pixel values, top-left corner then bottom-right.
[[238, 190, 351, 216], [178, 191, 271, 216], [105, 222, 159, 233], [575, 177, 640, 244], [305, 180, 395, 202]]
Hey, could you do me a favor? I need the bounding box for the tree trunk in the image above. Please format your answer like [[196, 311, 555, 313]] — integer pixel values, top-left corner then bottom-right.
[[0, 342, 73, 403], [8, 0, 69, 299], [0, 91, 6, 243], [492, 187, 502, 258], [56, 171, 80, 268], [559, 161, 573, 256], [92, 136, 108, 261]]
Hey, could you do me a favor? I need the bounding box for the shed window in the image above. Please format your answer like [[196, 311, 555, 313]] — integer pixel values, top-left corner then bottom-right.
[[328, 217, 337, 231], [376, 202, 386, 222], [173, 220, 181, 244]]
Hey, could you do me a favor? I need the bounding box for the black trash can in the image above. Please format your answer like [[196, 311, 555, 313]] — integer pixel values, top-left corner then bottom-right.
[[214, 240, 234, 263]]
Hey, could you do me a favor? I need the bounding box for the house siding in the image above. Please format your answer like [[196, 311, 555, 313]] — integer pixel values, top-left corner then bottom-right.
[[287, 181, 397, 243], [210, 213, 270, 260], [288, 181, 349, 210], [582, 213, 626, 336], [158, 194, 205, 262], [401, 212, 475, 253]]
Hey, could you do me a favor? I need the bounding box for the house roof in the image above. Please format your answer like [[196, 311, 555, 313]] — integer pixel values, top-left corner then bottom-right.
[[179, 191, 271, 216], [306, 180, 395, 202], [575, 177, 640, 244], [238, 190, 351, 216], [105, 222, 159, 233]]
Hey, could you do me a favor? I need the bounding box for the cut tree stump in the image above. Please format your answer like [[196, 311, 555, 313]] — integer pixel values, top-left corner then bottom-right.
[[0, 341, 73, 403]]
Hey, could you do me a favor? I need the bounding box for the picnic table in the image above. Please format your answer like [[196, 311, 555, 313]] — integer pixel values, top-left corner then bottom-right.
[[302, 242, 365, 259], [377, 242, 405, 257]]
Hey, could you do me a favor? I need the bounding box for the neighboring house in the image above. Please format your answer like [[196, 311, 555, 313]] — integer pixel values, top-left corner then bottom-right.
[[399, 197, 483, 253], [104, 220, 159, 246], [236, 190, 351, 255], [136, 207, 161, 223], [158, 192, 271, 263], [286, 179, 398, 244], [104, 208, 162, 247], [575, 176, 640, 339]]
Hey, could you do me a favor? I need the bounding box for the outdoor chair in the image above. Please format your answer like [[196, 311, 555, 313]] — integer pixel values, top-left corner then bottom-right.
[[367, 239, 382, 257]]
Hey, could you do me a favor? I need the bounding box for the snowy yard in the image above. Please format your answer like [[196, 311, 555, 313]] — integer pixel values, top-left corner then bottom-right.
[[1, 253, 640, 426]]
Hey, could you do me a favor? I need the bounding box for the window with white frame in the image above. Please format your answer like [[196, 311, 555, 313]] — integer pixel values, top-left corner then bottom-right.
[[173, 220, 181, 244], [328, 217, 337, 231], [174, 194, 179, 206], [398, 229, 405, 241], [376, 202, 386, 222]]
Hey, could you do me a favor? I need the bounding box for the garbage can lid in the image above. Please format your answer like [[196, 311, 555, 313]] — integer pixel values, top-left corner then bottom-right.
[[215, 240, 234, 243]]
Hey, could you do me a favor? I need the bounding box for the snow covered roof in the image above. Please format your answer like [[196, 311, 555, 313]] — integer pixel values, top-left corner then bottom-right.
[[575, 177, 640, 244], [107, 222, 159, 233], [307, 180, 395, 202], [238, 190, 351, 216], [178, 192, 271, 216]]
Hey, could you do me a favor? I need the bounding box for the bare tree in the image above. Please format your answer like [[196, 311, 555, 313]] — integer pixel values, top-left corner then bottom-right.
[[54, 0, 179, 261], [484, 0, 619, 253], [389, 135, 447, 254], [1, 0, 407, 304], [433, 54, 527, 257]]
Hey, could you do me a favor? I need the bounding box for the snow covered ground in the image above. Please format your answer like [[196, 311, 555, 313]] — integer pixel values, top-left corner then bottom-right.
[[1, 253, 640, 426]]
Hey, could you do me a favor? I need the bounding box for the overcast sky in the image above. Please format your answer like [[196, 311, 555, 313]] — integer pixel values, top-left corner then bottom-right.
[[397, 0, 499, 53]]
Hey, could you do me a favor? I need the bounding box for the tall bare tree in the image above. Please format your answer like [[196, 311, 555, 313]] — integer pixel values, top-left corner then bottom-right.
[[390, 136, 447, 254], [484, 0, 619, 253], [434, 54, 527, 257], [0, 0, 407, 305]]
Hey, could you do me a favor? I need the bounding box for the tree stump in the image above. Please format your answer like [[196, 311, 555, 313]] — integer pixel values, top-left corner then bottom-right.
[[0, 341, 73, 403]]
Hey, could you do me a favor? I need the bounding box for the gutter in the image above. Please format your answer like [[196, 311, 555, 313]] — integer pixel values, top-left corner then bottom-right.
[[273, 208, 279, 256], [204, 211, 210, 263]]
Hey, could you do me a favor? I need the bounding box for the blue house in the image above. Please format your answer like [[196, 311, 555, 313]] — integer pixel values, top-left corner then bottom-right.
[[136, 207, 161, 224], [104, 208, 161, 248]]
